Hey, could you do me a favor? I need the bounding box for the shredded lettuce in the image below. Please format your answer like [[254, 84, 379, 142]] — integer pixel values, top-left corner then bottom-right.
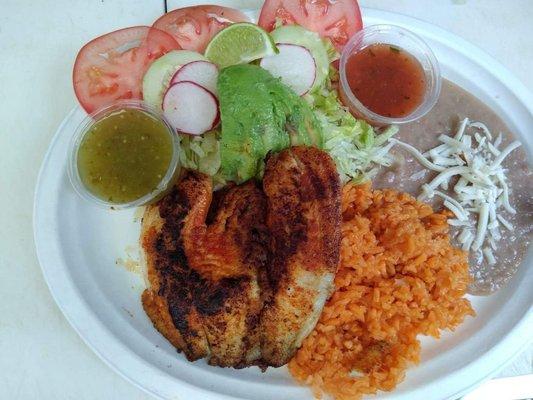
[[178, 130, 226, 187], [304, 43, 398, 183], [323, 38, 340, 64]]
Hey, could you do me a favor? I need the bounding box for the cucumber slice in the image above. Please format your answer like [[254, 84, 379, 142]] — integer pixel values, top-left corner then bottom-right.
[[270, 25, 329, 90], [142, 50, 206, 109]]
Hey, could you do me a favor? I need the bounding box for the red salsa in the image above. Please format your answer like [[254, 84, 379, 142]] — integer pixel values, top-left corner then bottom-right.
[[345, 43, 426, 118]]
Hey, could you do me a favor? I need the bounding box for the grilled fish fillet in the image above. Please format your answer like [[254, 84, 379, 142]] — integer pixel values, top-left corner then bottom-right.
[[142, 171, 269, 367], [184, 181, 269, 367], [260, 146, 341, 367], [141, 146, 341, 369], [141, 172, 212, 361]]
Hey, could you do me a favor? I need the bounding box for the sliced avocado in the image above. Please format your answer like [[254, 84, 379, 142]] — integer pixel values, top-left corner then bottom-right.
[[217, 64, 323, 184]]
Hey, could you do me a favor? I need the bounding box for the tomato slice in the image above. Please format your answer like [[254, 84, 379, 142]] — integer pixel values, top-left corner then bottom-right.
[[152, 5, 250, 53], [258, 0, 363, 52], [73, 26, 181, 113]]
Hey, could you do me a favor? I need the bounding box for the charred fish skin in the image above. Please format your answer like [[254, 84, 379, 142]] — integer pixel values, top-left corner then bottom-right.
[[260, 146, 342, 367], [142, 175, 270, 367], [141, 172, 212, 361]]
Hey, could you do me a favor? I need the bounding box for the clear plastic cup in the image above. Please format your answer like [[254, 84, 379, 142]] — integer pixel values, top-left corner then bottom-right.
[[339, 24, 441, 126], [68, 100, 180, 209]]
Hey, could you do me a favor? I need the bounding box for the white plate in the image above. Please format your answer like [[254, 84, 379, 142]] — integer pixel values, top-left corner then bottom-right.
[[34, 7, 533, 400]]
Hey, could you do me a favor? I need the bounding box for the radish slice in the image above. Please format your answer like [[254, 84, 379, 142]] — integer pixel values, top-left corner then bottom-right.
[[260, 44, 316, 96], [170, 61, 219, 95], [162, 81, 219, 136]]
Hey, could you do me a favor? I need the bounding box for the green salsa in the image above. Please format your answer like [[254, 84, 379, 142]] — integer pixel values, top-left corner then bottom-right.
[[77, 108, 174, 204]]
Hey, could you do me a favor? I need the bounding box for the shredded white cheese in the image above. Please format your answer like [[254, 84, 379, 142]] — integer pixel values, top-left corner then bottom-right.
[[494, 133, 503, 148], [472, 203, 489, 251], [491, 141, 521, 169], [497, 214, 513, 231], [394, 118, 520, 261], [409, 169, 428, 181], [458, 227, 473, 243], [470, 121, 493, 140], [483, 247, 497, 265], [389, 139, 445, 171], [432, 190, 469, 221], [454, 117, 469, 140]]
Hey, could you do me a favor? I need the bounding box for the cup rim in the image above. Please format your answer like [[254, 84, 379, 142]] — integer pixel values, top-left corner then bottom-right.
[[339, 24, 442, 125], [67, 100, 180, 210]]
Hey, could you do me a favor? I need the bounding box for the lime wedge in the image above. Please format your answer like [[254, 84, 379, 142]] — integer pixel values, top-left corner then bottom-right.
[[205, 22, 278, 68]]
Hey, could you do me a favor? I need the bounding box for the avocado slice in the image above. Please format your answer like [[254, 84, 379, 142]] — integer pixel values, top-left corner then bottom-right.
[[217, 64, 323, 184]]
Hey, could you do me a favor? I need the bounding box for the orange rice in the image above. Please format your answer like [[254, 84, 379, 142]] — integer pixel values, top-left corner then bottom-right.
[[288, 184, 475, 399]]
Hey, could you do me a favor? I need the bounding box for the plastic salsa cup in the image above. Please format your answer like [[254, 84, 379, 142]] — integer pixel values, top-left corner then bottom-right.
[[68, 100, 180, 209], [339, 24, 442, 126]]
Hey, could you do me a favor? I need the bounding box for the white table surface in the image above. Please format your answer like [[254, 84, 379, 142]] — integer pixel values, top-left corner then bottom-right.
[[0, 0, 531, 399]]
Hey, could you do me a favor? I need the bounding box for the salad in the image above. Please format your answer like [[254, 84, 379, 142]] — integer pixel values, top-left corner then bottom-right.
[[72, 0, 397, 189]]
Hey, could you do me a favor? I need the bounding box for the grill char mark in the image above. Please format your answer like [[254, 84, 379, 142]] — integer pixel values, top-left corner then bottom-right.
[[148, 172, 212, 360]]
